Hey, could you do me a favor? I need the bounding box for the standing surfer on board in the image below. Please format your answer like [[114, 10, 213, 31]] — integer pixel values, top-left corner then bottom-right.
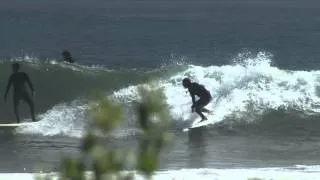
[[182, 78, 212, 121], [4, 62, 36, 123]]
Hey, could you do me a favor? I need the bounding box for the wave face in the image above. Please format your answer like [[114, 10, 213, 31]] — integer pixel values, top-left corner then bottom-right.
[[8, 52, 320, 137]]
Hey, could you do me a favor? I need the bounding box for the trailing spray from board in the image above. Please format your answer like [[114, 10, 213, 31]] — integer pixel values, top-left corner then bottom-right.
[[14, 100, 87, 138]]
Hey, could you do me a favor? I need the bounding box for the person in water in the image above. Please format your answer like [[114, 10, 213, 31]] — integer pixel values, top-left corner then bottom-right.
[[61, 50, 74, 63], [182, 78, 212, 121], [4, 62, 36, 123]]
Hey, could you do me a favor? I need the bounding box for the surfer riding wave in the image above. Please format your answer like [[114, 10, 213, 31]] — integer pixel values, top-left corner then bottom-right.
[[4, 62, 36, 123], [182, 78, 212, 121]]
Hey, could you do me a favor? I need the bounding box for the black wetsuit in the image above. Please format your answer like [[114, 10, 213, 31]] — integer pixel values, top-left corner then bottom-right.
[[187, 82, 212, 120], [5, 72, 35, 123], [62, 50, 74, 63]]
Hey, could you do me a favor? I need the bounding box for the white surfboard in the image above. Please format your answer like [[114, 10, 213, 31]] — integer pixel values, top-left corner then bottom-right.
[[0, 122, 34, 127], [183, 111, 214, 132]]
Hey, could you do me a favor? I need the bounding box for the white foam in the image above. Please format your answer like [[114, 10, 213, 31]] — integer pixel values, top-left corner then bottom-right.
[[15, 99, 141, 138], [15, 100, 88, 138], [3, 165, 320, 180], [164, 52, 320, 124]]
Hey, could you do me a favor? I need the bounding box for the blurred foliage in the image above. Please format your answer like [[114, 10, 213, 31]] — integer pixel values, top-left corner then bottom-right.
[[35, 85, 173, 180]]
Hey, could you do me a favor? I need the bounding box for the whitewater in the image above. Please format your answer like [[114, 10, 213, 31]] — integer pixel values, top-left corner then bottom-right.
[[3, 165, 320, 180]]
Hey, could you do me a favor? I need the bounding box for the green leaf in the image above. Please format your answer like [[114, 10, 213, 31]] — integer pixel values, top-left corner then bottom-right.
[[60, 158, 84, 180], [89, 97, 122, 133], [81, 132, 96, 153], [137, 146, 158, 177]]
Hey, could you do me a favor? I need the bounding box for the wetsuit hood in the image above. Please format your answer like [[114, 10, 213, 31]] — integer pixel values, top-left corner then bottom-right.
[[182, 78, 191, 88]]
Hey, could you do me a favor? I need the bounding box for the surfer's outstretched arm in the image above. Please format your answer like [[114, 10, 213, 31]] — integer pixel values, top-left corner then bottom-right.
[[25, 74, 34, 95], [191, 94, 196, 106], [190, 93, 196, 111], [4, 75, 12, 102], [189, 89, 196, 106]]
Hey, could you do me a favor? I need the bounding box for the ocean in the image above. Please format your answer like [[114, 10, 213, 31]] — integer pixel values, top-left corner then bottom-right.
[[1, 0, 320, 179]]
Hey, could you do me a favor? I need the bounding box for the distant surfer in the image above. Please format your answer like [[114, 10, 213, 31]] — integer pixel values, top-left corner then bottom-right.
[[182, 78, 212, 121], [61, 50, 74, 63], [4, 62, 36, 123]]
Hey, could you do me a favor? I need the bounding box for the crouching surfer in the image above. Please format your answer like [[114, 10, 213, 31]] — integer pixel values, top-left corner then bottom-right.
[[182, 78, 212, 121]]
